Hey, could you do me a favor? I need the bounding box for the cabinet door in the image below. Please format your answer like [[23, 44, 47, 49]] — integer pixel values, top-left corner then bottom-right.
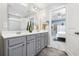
[[36, 37, 41, 53], [8, 37, 26, 47], [40, 36, 45, 49], [27, 40, 35, 56], [8, 43, 26, 56], [44, 33, 48, 46]]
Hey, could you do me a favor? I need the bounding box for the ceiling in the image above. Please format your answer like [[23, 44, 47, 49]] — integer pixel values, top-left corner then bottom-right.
[[33, 3, 66, 10], [8, 3, 66, 18]]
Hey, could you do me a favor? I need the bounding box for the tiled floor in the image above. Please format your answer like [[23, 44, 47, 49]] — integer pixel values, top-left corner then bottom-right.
[[38, 47, 68, 56], [52, 41, 66, 51]]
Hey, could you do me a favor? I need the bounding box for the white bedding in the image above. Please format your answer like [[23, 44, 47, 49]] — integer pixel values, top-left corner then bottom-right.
[[56, 31, 66, 38]]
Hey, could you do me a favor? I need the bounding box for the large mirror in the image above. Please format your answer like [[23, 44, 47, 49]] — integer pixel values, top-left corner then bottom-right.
[[7, 3, 35, 31], [7, 3, 49, 31]]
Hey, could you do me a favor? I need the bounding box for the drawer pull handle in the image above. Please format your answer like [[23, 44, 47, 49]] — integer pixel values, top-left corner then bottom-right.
[[75, 32, 79, 35], [23, 44, 25, 46]]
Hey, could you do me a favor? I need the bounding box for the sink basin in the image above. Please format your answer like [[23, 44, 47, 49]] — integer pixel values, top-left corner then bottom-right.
[[16, 32, 21, 34]]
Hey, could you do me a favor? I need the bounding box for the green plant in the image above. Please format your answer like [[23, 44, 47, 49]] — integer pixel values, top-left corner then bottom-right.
[[26, 22, 29, 31], [26, 21, 33, 32]]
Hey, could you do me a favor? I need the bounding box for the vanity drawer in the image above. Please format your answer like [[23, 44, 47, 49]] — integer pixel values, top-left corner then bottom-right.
[[40, 33, 45, 37], [27, 35, 35, 41], [8, 36, 26, 46], [35, 34, 40, 38]]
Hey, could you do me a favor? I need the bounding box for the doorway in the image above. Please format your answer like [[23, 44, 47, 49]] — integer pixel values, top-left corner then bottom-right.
[[50, 6, 66, 51]]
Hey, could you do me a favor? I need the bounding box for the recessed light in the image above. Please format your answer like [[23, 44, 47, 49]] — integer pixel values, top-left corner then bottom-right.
[[34, 7, 38, 10]]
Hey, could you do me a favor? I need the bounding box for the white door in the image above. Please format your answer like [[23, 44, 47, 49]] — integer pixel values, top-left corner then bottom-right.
[[8, 43, 26, 56], [66, 4, 79, 55]]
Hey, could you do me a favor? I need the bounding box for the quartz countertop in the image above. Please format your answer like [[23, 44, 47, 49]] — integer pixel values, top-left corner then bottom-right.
[[1, 30, 48, 39]]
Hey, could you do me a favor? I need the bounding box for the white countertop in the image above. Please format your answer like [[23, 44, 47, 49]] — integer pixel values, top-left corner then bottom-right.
[[1, 30, 48, 39]]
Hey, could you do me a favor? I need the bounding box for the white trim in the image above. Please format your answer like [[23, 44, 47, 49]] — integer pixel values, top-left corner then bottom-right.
[[65, 4, 73, 56]]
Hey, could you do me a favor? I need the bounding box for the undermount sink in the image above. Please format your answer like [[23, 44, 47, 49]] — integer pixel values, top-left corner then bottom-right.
[[16, 32, 21, 34]]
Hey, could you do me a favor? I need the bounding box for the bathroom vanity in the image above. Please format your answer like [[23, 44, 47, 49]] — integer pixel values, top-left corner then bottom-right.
[[0, 31, 48, 56]]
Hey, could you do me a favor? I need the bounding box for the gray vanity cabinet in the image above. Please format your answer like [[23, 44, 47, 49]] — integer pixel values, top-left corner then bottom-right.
[[26, 32, 48, 56], [26, 35, 36, 56], [35, 36, 41, 53], [4, 36, 26, 56], [44, 32, 48, 47], [35, 32, 48, 54], [8, 43, 26, 56], [27, 40, 35, 56], [0, 32, 48, 56], [40, 33, 45, 50]]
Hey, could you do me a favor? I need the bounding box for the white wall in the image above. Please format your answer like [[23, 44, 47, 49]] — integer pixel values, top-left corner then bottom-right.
[[0, 3, 8, 32], [0, 4, 2, 33]]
